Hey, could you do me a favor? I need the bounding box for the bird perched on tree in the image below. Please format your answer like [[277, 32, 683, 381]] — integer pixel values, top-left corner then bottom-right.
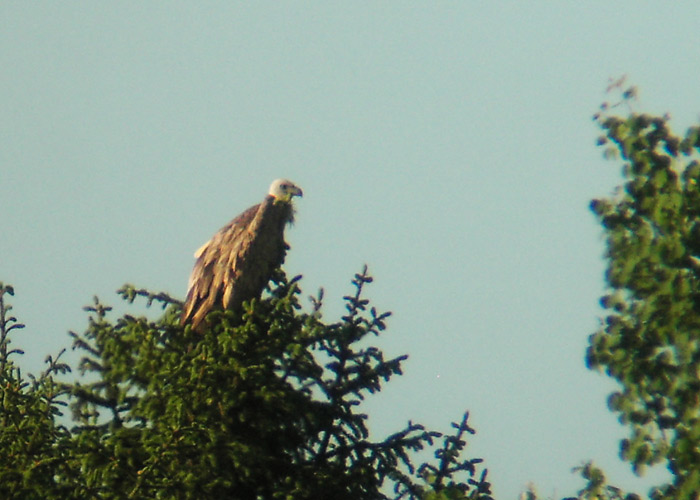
[[181, 179, 303, 331]]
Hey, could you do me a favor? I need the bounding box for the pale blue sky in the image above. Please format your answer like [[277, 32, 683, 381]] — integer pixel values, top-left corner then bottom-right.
[[3, 3, 700, 498]]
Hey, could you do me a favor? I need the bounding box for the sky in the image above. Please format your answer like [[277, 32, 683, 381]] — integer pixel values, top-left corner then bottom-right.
[[2, 3, 700, 498]]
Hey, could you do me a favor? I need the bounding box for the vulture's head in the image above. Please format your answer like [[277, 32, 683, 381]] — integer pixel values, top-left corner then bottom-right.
[[269, 179, 303, 202]]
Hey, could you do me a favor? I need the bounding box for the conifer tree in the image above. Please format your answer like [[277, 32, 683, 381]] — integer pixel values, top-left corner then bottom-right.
[[0, 270, 492, 499], [0, 283, 73, 499]]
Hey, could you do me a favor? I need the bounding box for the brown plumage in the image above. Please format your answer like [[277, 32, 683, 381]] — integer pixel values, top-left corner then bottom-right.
[[181, 179, 303, 331]]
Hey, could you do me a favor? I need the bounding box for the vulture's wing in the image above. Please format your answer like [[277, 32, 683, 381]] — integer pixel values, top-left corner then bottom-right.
[[181, 202, 262, 330]]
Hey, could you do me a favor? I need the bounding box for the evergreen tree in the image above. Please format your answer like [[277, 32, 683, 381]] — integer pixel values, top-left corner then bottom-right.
[[0, 283, 73, 499], [0, 270, 492, 499]]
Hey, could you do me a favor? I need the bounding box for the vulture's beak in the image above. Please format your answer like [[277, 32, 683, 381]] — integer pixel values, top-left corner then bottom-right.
[[293, 186, 303, 198]]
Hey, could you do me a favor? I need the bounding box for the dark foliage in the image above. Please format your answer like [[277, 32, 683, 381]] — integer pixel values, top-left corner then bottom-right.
[[587, 80, 700, 498]]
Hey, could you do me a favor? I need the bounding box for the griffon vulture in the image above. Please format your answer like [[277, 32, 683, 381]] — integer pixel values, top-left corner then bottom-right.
[[181, 179, 303, 331]]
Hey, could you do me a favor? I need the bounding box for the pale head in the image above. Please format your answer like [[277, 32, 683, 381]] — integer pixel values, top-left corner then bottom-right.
[[268, 179, 303, 200]]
